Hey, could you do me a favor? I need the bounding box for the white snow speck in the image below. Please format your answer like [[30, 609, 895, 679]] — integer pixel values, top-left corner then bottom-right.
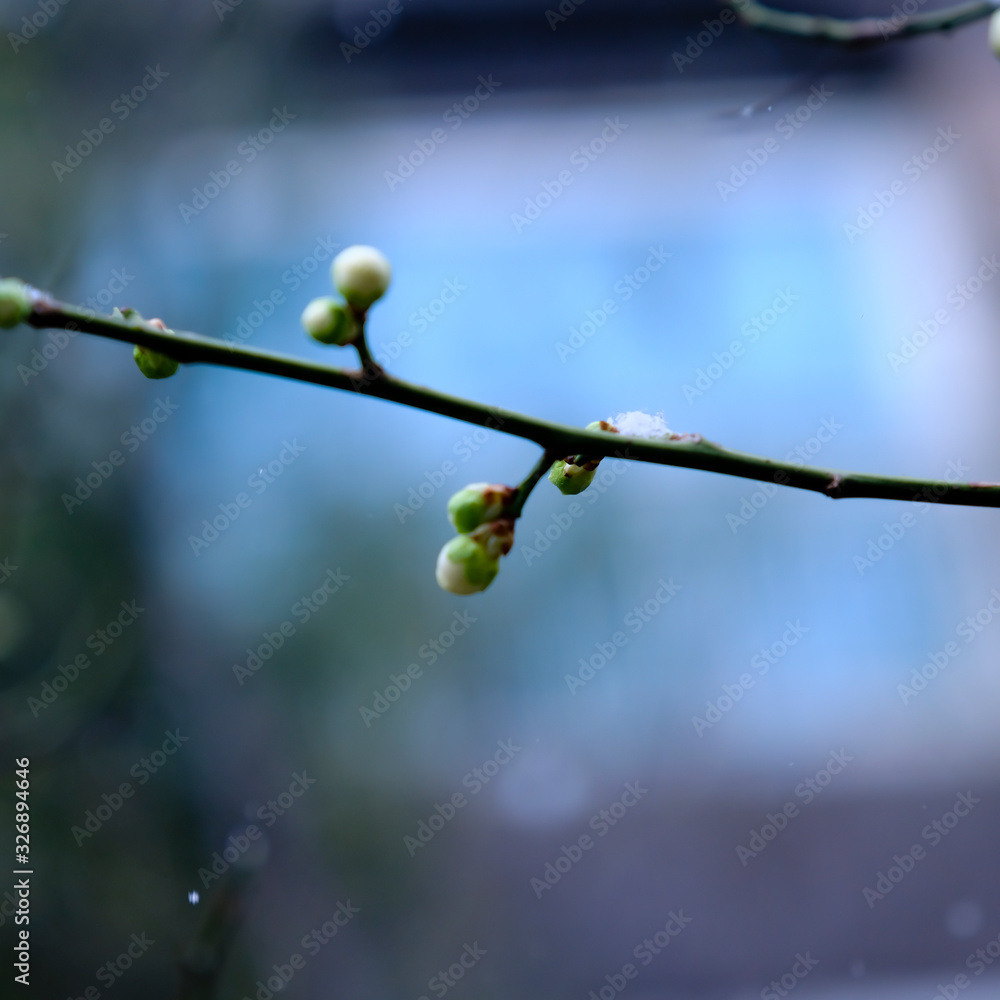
[[609, 411, 672, 438]]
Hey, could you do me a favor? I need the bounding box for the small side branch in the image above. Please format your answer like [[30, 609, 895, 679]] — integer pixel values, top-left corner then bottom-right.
[[728, 0, 997, 44]]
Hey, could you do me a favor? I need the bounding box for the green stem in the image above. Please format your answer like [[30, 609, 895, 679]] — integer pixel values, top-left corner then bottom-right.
[[352, 332, 381, 376], [729, 0, 996, 42], [348, 308, 383, 377], [15, 286, 1000, 509], [509, 450, 556, 519]]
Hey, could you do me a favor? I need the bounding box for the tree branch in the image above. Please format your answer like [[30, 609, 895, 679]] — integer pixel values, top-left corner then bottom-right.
[[12, 285, 1000, 509], [728, 0, 997, 44]]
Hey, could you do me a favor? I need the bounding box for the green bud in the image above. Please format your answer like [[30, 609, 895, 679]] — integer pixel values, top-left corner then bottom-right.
[[0, 279, 31, 329], [331, 245, 391, 310], [435, 520, 515, 595], [301, 297, 356, 345], [436, 535, 500, 595], [990, 9, 1000, 58], [447, 482, 514, 533], [133, 344, 179, 379], [548, 460, 595, 496], [548, 420, 619, 495]]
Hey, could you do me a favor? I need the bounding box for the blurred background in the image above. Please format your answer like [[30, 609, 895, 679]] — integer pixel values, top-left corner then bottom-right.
[[2, 0, 1000, 996]]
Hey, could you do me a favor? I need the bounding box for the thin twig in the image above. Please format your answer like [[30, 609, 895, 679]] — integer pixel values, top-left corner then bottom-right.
[[728, 0, 996, 44], [510, 450, 557, 518], [14, 287, 1000, 509]]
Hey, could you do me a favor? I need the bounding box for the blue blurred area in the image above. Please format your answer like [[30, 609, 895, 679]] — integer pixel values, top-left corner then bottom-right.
[[4, 2, 1000, 998]]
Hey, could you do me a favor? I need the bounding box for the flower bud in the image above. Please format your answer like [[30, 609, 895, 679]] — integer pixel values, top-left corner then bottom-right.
[[331, 245, 391, 310], [447, 482, 514, 533], [301, 297, 356, 345], [435, 536, 499, 595], [435, 520, 514, 595], [586, 420, 618, 434], [548, 459, 595, 495], [990, 9, 1000, 58], [133, 344, 179, 379], [548, 420, 619, 495], [0, 279, 31, 329]]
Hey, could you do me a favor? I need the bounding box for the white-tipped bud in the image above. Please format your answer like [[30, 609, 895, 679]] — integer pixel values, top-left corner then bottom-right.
[[436, 536, 498, 595], [435, 520, 514, 595], [301, 297, 356, 345], [447, 483, 514, 533], [331, 245, 392, 310]]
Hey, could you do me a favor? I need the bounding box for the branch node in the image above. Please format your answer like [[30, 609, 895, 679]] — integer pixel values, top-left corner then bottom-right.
[[824, 474, 845, 499]]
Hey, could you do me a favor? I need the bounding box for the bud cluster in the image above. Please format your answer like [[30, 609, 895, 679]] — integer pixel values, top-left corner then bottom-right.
[[436, 483, 516, 595], [301, 245, 392, 346]]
